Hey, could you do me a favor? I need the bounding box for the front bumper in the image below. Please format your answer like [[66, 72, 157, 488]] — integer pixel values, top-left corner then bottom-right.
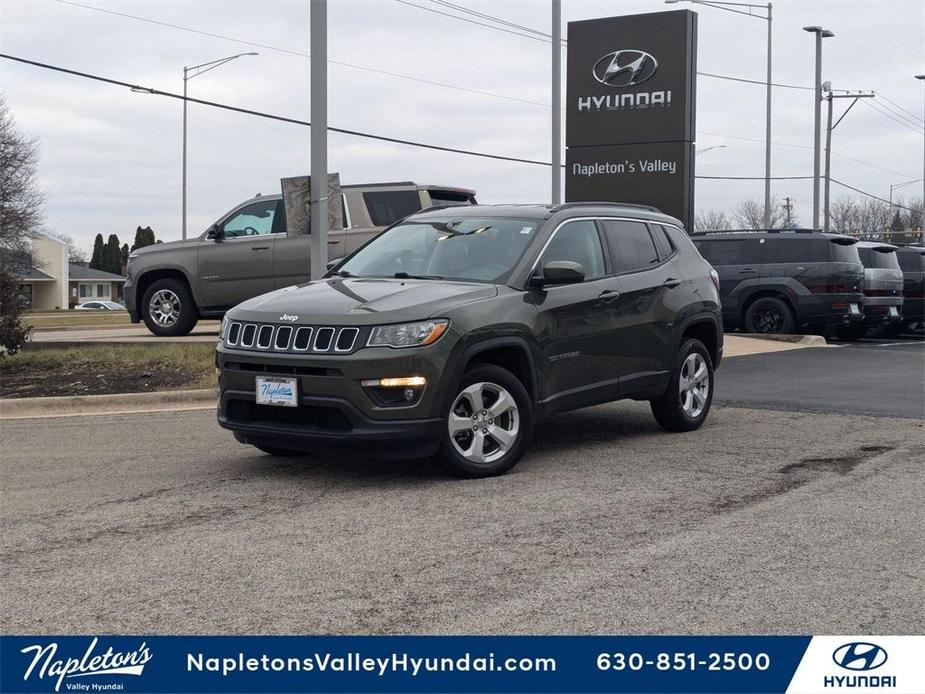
[[216, 340, 453, 456]]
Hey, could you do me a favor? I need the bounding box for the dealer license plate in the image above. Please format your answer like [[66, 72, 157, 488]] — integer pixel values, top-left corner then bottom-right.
[[888, 306, 899, 318], [255, 377, 298, 407]]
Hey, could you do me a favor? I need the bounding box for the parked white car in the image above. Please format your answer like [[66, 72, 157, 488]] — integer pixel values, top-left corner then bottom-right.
[[74, 301, 126, 311]]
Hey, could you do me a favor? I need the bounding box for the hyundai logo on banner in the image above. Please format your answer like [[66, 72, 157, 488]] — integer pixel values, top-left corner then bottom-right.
[[832, 642, 888, 672], [592, 50, 658, 87]]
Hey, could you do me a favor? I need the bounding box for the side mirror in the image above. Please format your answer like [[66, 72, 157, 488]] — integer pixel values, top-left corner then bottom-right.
[[206, 224, 223, 240], [536, 260, 585, 286]]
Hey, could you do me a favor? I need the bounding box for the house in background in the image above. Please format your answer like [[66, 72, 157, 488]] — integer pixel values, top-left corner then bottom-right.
[[12, 236, 125, 310]]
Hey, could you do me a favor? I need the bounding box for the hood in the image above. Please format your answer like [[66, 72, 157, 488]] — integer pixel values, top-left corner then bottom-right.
[[229, 277, 498, 325], [132, 237, 201, 255]]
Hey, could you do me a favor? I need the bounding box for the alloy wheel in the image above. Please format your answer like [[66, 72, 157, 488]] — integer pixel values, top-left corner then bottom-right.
[[753, 306, 783, 333], [679, 353, 709, 419], [149, 289, 181, 327], [448, 381, 520, 464]]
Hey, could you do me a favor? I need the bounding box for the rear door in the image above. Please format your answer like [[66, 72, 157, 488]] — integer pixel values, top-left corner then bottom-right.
[[601, 219, 680, 388], [696, 237, 764, 325], [198, 198, 277, 309]]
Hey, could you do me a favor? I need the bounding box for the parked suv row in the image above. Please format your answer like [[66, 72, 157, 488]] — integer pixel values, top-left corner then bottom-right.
[[692, 230, 865, 337], [123, 182, 476, 336], [215, 202, 723, 477], [896, 245, 924, 333]]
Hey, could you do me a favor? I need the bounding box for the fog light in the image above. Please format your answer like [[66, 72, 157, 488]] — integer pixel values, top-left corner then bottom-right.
[[361, 376, 427, 407]]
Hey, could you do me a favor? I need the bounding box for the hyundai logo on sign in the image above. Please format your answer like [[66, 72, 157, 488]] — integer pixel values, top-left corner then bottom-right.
[[832, 642, 888, 671], [592, 50, 658, 87]]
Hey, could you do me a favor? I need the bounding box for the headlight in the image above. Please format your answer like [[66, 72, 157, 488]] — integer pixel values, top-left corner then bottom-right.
[[219, 316, 228, 340], [367, 319, 449, 348]]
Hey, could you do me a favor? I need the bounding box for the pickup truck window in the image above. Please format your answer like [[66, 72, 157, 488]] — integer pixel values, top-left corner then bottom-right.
[[222, 200, 277, 237]]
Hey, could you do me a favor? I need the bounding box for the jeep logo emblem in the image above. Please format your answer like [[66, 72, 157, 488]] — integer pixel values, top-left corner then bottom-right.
[[278, 314, 299, 323]]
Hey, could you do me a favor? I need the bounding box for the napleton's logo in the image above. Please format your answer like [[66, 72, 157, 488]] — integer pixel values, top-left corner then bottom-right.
[[832, 643, 888, 671], [592, 50, 658, 87], [20, 637, 152, 692]]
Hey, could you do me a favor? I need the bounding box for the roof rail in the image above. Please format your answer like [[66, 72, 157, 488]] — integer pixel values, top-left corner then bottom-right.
[[689, 228, 818, 236], [551, 201, 663, 214]]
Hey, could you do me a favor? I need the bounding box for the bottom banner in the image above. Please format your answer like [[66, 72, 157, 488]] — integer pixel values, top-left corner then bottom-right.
[[0, 635, 921, 693]]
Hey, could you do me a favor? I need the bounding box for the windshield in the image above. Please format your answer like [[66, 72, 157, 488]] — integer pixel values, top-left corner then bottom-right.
[[336, 217, 541, 283]]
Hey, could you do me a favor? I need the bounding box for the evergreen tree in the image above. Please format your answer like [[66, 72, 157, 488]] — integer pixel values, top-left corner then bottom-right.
[[104, 234, 122, 274], [90, 233, 104, 270], [131, 226, 157, 251], [121, 243, 129, 268]]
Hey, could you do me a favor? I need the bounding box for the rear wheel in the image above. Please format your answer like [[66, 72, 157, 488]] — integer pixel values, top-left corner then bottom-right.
[[650, 338, 714, 432], [744, 296, 795, 334], [141, 278, 198, 336], [437, 364, 533, 477]]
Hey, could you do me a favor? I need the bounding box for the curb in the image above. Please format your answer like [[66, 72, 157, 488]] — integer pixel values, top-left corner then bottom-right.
[[0, 388, 218, 420], [737, 333, 828, 346]]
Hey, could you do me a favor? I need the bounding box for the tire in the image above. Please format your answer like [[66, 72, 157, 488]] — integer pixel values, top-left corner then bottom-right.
[[141, 277, 198, 336], [744, 296, 795, 334], [436, 364, 533, 478], [650, 338, 714, 432]]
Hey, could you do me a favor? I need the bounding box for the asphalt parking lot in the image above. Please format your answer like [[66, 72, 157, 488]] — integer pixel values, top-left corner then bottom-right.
[[1, 339, 922, 635]]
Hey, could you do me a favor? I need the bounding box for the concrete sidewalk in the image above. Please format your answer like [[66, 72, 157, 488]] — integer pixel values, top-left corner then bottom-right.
[[28, 320, 221, 345]]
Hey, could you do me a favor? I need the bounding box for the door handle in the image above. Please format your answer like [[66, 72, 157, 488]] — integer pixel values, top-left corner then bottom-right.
[[328, 240, 341, 244], [663, 277, 681, 288], [251, 246, 270, 251], [739, 268, 756, 274], [598, 289, 621, 303]]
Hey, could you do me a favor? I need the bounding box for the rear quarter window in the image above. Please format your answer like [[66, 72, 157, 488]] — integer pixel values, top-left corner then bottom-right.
[[763, 238, 824, 263], [698, 238, 764, 265], [363, 191, 423, 226]]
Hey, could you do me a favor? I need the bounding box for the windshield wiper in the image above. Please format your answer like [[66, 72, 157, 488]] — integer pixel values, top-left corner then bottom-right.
[[393, 272, 443, 280], [329, 269, 353, 277]]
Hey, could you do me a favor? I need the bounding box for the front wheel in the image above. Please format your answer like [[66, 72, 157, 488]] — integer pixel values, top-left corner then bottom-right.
[[436, 364, 533, 477], [141, 278, 199, 336], [650, 338, 714, 432]]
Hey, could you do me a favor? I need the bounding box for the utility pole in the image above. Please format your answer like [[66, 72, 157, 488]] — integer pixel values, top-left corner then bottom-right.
[[551, 0, 561, 205], [803, 26, 834, 230], [782, 196, 794, 227], [310, 0, 328, 280], [917, 75, 925, 230], [823, 89, 874, 231]]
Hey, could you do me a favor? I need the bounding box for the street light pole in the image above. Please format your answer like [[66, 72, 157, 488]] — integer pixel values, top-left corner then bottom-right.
[[666, 0, 772, 226], [803, 26, 834, 230], [310, 0, 328, 280], [917, 75, 925, 229], [551, 0, 561, 205], [181, 51, 258, 240]]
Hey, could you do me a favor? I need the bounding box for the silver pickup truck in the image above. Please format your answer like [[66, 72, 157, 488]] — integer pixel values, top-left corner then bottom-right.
[[124, 182, 476, 335]]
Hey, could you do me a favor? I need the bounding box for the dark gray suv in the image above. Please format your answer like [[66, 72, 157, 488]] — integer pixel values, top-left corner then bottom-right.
[[216, 203, 723, 476]]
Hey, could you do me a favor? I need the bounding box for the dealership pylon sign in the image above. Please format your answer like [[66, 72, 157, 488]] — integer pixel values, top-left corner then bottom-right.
[[566, 10, 698, 231]]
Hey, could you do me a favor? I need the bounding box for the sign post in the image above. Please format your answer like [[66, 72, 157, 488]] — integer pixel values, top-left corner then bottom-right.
[[565, 10, 698, 231]]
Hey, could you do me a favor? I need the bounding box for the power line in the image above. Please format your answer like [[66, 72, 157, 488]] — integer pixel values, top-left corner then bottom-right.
[[861, 100, 925, 135], [428, 0, 557, 40], [871, 98, 925, 130], [393, 0, 549, 42], [831, 179, 915, 210], [877, 93, 924, 123], [52, 0, 550, 109], [0, 53, 554, 167], [698, 71, 812, 91]]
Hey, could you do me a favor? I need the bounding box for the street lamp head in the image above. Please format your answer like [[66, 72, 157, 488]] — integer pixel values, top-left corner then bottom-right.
[[915, 75, 925, 80], [821, 29, 835, 38], [802, 25, 822, 32]]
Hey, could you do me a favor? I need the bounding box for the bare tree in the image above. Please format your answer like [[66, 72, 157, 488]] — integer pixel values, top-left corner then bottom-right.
[[694, 208, 730, 232], [731, 197, 788, 229], [829, 196, 860, 235], [44, 229, 87, 264], [0, 94, 43, 354], [856, 199, 892, 236], [895, 197, 923, 231]]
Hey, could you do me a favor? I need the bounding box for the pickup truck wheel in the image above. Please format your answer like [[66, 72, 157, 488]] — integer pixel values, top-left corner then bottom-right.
[[437, 364, 533, 478], [744, 296, 795, 334], [141, 278, 198, 336], [650, 338, 714, 432]]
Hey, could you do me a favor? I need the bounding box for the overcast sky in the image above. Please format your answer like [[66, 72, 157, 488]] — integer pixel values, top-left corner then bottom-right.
[[1, 0, 923, 253]]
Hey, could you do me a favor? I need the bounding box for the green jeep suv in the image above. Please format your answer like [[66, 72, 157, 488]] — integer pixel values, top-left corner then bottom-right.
[[216, 203, 723, 477]]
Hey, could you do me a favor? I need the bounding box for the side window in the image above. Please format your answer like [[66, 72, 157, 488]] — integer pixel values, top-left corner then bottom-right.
[[700, 239, 763, 265], [540, 220, 605, 280], [764, 238, 817, 263], [363, 191, 423, 226], [650, 224, 675, 260], [221, 200, 277, 238], [600, 220, 659, 273]]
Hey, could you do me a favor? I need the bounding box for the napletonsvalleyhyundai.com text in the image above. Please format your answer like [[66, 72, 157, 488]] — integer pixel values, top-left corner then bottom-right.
[[188, 652, 557, 678]]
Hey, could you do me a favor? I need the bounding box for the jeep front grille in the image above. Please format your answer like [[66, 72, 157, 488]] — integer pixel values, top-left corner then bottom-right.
[[223, 322, 360, 354]]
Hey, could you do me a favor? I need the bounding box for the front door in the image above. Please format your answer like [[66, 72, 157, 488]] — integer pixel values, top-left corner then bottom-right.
[[198, 199, 277, 309], [531, 220, 621, 407]]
